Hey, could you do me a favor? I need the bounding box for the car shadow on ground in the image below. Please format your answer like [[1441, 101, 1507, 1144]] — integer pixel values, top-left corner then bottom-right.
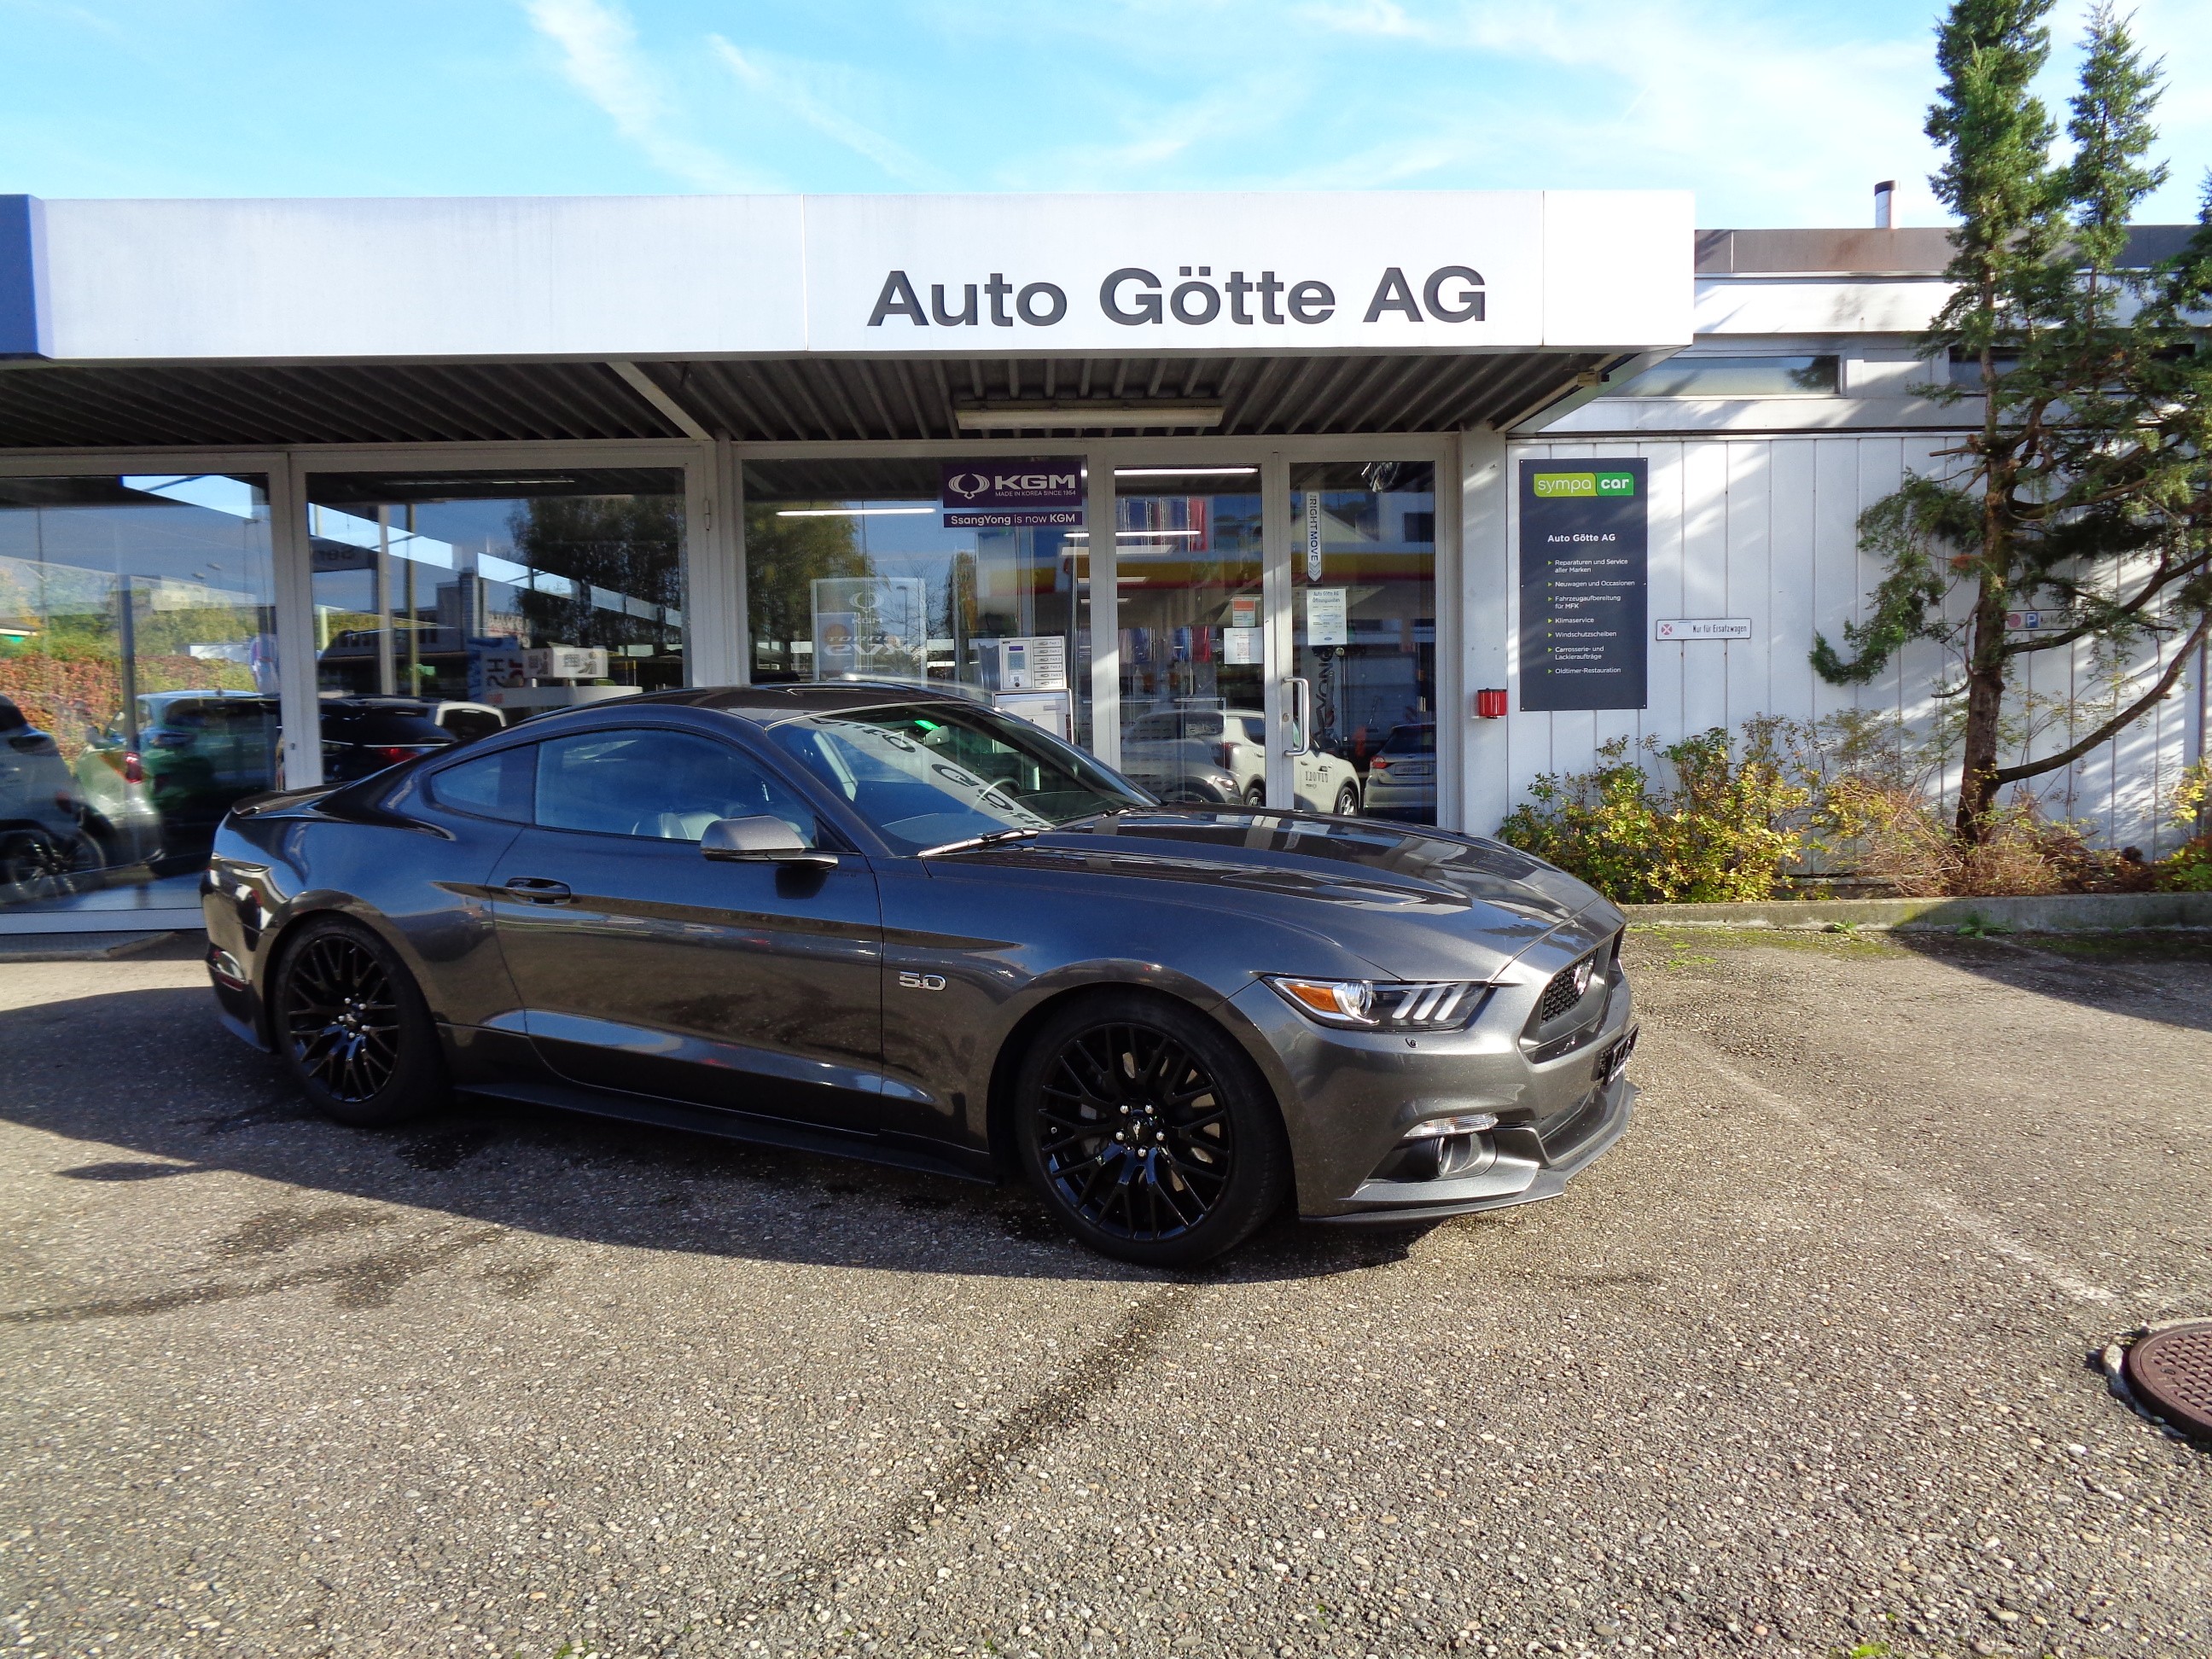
[[1887, 928, 2212, 1034], [0, 983, 1450, 1292]]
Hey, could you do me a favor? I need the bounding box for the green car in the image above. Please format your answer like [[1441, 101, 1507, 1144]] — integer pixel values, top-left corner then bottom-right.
[[76, 691, 281, 875]]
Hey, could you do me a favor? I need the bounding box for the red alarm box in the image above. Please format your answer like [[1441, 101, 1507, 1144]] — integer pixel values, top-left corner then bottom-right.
[[1474, 688, 1509, 719]]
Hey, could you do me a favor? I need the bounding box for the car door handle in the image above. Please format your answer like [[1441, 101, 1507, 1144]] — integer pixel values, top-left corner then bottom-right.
[[502, 876, 572, 905]]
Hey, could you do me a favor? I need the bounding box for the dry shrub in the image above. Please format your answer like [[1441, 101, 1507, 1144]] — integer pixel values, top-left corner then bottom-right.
[[1817, 777, 2155, 896]]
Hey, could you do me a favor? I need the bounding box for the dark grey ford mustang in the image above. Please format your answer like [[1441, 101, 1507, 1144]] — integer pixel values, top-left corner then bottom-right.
[[202, 684, 1636, 1266]]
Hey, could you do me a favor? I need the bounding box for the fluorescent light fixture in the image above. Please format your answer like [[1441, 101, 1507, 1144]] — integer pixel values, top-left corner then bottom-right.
[[954, 402, 1225, 432], [1113, 466, 1259, 478], [775, 507, 935, 518], [1062, 530, 1204, 540]]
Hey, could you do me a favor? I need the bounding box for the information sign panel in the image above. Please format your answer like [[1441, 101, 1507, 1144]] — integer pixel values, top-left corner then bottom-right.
[[1518, 460, 1648, 711]]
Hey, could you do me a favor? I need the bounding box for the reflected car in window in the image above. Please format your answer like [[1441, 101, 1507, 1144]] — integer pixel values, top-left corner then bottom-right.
[[0, 696, 97, 902], [1121, 706, 1363, 814], [77, 690, 280, 873], [202, 683, 1634, 1266], [1362, 721, 1437, 823]]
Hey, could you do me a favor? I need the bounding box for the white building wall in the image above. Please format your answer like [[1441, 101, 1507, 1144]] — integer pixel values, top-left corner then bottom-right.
[[1491, 433, 2201, 856]]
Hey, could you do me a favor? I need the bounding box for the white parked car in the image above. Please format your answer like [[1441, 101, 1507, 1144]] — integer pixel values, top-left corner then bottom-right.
[[1121, 706, 1362, 815]]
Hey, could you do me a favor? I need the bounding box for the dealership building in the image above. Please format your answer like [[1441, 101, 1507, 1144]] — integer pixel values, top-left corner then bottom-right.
[[0, 189, 2202, 932]]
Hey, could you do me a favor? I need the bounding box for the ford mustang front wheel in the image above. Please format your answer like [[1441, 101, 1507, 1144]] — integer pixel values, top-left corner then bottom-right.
[[1013, 992, 1289, 1266]]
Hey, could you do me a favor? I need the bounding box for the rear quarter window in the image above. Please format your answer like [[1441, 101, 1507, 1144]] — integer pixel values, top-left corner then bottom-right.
[[424, 746, 535, 823]]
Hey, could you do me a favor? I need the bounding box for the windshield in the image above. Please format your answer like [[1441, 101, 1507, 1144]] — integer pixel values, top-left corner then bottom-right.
[[767, 701, 1150, 854]]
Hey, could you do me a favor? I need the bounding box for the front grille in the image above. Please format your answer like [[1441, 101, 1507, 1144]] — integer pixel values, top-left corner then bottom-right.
[[1536, 952, 1596, 1023]]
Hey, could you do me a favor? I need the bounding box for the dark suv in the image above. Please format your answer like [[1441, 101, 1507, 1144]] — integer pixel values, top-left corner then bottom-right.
[[317, 700, 458, 783]]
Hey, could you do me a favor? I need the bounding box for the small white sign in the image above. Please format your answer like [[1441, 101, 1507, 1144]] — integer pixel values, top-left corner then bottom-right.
[[1230, 594, 1260, 630], [1654, 617, 1751, 642], [1305, 587, 1349, 647], [1223, 626, 1263, 665], [1304, 492, 1324, 582]]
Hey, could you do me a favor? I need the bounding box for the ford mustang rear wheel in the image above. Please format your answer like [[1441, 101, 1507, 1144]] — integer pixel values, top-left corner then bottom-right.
[[1015, 993, 1288, 1266], [271, 918, 446, 1126]]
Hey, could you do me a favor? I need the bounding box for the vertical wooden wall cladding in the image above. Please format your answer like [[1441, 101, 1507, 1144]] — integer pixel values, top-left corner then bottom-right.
[[1503, 435, 2200, 857]]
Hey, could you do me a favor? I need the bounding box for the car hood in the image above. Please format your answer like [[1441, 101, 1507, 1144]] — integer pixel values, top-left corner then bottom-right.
[[942, 808, 1620, 981]]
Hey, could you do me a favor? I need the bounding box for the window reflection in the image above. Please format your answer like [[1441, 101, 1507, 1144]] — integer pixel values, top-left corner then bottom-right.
[[1290, 461, 1437, 825], [303, 468, 685, 747], [0, 474, 276, 917], [743, 459, 1091, 749]]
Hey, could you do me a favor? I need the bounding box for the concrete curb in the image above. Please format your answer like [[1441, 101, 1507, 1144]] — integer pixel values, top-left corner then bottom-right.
[[1622, 892, 2212, 932]]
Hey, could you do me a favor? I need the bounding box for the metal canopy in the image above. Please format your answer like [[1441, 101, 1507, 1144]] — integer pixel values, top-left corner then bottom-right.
[[0, 348, 1612, 450]]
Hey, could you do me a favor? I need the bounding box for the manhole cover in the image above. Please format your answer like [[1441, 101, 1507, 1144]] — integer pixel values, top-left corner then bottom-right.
[[2122, 1319, 2212, 1440]]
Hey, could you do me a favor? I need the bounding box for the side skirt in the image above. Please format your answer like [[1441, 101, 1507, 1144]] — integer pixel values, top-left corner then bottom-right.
[[454, 1075, 1003, 1188]]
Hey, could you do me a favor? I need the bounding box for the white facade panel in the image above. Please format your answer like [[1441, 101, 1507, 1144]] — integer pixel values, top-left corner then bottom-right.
[[1695, 276, 1951, 336], [1540, 191, 1696, 348], [1494, 434, 2192, 857], [28, 189, 1691, 364], [40, 195, 812, 361]]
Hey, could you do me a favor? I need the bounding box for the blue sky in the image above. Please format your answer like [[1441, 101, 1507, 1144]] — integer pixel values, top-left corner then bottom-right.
[[4, 0, 2207, 227]]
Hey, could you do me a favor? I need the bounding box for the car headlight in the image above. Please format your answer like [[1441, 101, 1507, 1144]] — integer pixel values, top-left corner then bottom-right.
[[1265, 976, 1490, 1032]]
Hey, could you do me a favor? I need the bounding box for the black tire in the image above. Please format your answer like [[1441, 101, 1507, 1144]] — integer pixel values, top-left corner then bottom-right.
[[0, 830, 93, 903], [1013, 992, 1290, 1267], [1242, 779, 1266, 806], [1332, 782, 1360, 817], [270, 917, 447, 1127]]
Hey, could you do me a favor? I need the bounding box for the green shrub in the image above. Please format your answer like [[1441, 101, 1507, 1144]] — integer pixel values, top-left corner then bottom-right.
[[1496, 725, 1810, 903]]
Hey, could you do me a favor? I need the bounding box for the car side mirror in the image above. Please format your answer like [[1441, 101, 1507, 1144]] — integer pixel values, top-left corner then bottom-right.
[[700, 815, 837, 869]]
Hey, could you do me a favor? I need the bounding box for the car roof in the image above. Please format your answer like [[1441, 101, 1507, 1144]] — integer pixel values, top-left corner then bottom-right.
[[622, 681, 998, 727]]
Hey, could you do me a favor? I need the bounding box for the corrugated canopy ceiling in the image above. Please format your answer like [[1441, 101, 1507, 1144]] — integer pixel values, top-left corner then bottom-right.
[[0, 350, 1611, 450]]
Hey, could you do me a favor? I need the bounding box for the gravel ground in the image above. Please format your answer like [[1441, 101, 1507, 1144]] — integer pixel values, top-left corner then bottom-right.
[[0, 927, 2206, 1659]]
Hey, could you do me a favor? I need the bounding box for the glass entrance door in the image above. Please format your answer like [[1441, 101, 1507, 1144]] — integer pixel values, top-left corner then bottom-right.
[[1289, 462, 1439, 824], [1109, 465, 1268, 807]]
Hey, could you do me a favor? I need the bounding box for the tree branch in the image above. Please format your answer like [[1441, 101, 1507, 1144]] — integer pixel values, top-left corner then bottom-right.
[[1990, 608, 2212, 784]]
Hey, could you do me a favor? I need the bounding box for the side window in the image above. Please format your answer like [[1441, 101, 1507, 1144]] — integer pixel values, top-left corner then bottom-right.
[[425, 745, 535, 823], [535, 729, 818, 845]]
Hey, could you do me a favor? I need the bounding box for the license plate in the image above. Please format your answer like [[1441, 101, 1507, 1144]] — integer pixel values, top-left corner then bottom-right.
[[1598, 1027, 1639, 1084]]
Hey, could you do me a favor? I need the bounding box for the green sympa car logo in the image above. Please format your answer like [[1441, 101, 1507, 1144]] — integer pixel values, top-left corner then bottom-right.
[[1531, 470, 1637, 498]]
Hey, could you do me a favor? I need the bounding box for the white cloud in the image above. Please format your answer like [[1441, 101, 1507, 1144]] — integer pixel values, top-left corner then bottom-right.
[[522, 0, 763, 191], [710, 38, 950, 189]]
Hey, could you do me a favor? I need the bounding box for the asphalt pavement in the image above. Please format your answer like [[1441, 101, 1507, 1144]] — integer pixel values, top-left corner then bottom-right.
[[0, 926, 2206, 1659]]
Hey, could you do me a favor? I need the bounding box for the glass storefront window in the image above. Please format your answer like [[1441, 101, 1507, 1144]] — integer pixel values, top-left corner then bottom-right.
[[0, 474, 277, 918], [742, 459, 1093, 749], [1110, 466, 1266, 806], [1290, 462, 1437, 825], [304, 469, 685, 783]]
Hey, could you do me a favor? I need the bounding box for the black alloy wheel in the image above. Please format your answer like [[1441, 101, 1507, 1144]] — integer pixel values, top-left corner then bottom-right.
[[272, 918, 445, 1126], [1015, 992, 1289, 1266], [0, 830, 90, 902], [1242, 779, 1266, 806]]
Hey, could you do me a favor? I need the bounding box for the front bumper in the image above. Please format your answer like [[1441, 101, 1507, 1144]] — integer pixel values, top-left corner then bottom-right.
[[1225, 970, 1638, 1223], [1304, 1076, 1634, 1225]]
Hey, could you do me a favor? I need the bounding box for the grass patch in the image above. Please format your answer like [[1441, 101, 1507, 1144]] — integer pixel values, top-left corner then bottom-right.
[[1627, 924, 1906, 963]]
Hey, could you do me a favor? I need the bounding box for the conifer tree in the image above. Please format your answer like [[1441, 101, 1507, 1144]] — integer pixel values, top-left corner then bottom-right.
[[1813, 1, 2212, 842]]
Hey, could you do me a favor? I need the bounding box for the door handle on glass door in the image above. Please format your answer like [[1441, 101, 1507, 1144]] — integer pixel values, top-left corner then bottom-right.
[[502, 876, 572, 905], [1283, 678, 1313, 755]]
